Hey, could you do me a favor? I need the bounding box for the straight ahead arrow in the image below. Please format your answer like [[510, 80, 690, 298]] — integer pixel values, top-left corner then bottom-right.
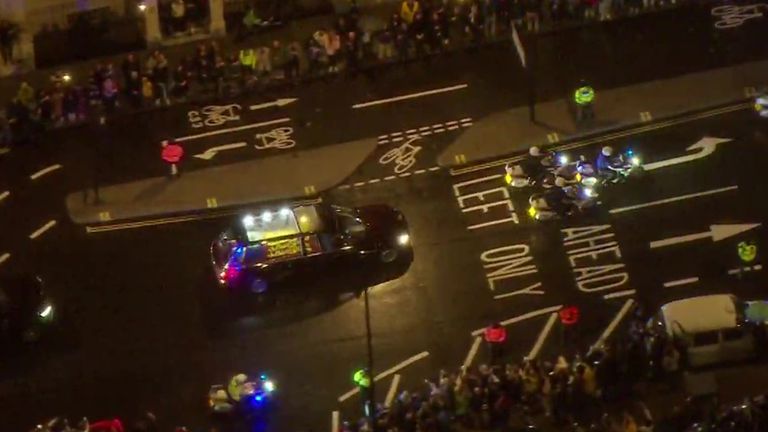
[[650, 223, 761, 249], [644, 137, 732, 171], [249, 98, 297, 111], [193, 142, 247, 160]]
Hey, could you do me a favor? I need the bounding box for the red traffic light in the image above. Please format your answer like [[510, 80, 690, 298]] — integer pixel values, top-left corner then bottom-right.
[[559, 306, 580, 325]]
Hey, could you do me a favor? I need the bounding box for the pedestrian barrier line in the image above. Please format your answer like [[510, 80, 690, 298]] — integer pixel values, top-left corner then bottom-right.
[[450, 101, 752, 175], [0, 252, 9, 266], [663, 277, 700, 288], [603, 289, 636, 300], [728, 264, 763, 275], [526, 313, 558, 360], [86, 198, 322, 233], [352, 83, 468, 109], [591, 299, 634, 352], [337, 351, 430, 403], [331, 411, 339, 432], [609, 186, 739, 214], [29, 220, 57, 239], [384, 374, 401, 407], [29, 164, 62, 180], [175, 117, 290, 142], [0, 190, 9, 203], [471, 305, 563, 336]]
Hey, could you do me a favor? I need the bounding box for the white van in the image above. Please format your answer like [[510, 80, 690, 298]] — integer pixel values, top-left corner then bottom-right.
[[650, 294, 756, 367]]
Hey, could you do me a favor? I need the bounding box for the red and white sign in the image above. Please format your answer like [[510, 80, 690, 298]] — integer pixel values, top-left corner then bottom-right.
[[161, 141, 184, 164]]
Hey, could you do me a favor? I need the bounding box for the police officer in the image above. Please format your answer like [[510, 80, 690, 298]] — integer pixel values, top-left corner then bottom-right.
[[573, 80, 595, 122]]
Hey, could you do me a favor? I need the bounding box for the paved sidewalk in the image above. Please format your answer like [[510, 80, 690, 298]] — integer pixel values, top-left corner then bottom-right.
[[438, 59, 768, 167], [65, 137, 377, 224]]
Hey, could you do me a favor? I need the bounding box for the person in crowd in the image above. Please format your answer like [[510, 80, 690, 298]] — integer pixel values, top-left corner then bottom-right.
[[63, 85, 79, 124], [256, 44, 272, 77], [400, 0, 421, 25], [171, 64, 190, 100], [171, 0, 187, 34], [141, 76, 154, 106], [271, 39, 289, 79], [153, 52, 170, 106]]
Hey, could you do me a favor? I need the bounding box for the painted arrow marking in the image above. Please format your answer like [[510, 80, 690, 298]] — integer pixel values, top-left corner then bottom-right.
[[650, 223, 761, 249], [249, 98, 297, 111], [644, 137, 732, 171], [193, 142, 248, 160]]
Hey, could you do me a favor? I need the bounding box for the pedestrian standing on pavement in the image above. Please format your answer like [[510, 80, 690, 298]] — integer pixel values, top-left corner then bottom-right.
[[482, 0, 499, 40], [153, 53, 171, 105], [16, 81, 36, 111], [122, 53, 141, 107], [172, 64, 190, 100], [63, 85, 78, 124], [51, 84, 64, 127], [101, 75, 119, 113], [37, 90, 52, 129], [141, 76, 154, 106], [524, 0, 540, 32], [401, 0, 421, 25]]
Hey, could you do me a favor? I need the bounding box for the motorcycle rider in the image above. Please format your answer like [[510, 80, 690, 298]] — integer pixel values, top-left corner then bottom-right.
[[596, 146, 622, 182], [507, 146, 553, 181], [227, 373, 249, 403], [543, 177, 574, 216]]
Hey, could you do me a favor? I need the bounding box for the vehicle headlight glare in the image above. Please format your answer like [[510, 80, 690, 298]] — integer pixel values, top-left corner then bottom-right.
[[559, 155, 568, 165], [279, 208, 291, 217], [631, 156, 640, 166], [242, 215, 255, 227], [397, 233, 410, 246], [263, 380, 275, 392], [38, 303, 53, 319], [584, 187, 594, 197], [261, 211, 273, 222]]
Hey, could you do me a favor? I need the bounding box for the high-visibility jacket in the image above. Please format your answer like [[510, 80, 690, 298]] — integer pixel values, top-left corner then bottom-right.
[[353, 369, 371, 388], [574, 86, 595, 105], [239, 49, 257, 69], [484, 325, 507, 343], [400, 0, 420, 24]]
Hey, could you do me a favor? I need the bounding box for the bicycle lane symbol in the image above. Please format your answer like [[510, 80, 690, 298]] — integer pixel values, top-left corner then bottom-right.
[[188, 104, 242, 128], [254, 127, 296, 150], [379, 136, 423, 174], [712, 4, 767, 29]]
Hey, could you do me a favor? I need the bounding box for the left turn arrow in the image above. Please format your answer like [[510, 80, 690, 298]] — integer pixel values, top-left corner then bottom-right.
[[193, 142, 248, 160]]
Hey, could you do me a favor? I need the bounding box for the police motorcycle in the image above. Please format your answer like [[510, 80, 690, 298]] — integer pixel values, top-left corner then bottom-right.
[[755, 92, 768, 118], [527, 177, 599, 221], [504, 146, 562, 189], [595, 146, 643, 185], [209, 373, 276, 418]]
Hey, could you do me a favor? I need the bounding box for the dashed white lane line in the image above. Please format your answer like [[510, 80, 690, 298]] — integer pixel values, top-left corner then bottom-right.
[[331, 411, 339, 432], [384, 175, 397, 181], [603, 289, 636, 300], [339, 166, 443, 190], [609, 186, 738, 214], [30, 164, 63, 180], [0, 252, 9, 266], [592, 299, 634, 352], [428, 166, 441, 172], [728, 264, 763, 275], [0, 190, 9, 203], [414, 169, 426, 175], [337, 351, 430, 403], [377, 117, 473, 145], [352, 83, 469, 109], [472, 305, 563, 336], [338, 184, 351, 190], [29, 220, 57, 239], [353, 182, 367, 187], [368, 178, 381, 184], [527, 313, 558, 360], [384, 374, 401, 407], [663, 277, 700, 288]]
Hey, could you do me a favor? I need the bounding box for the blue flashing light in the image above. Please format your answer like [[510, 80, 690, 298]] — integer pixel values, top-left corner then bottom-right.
[[626, 148, 634, 156], [260, 374, 267, 380]]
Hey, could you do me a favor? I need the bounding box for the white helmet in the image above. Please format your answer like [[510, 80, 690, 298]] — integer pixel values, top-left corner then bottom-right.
[[233, 373, 248, 384], [529, 146, 542, 157], [601, 146, 613, 157], [555, 177, 567, 188]]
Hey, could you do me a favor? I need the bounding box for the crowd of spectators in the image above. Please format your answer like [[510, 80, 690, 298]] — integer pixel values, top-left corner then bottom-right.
[[0, 0, 686, 149], [341, 305, 697, 432]]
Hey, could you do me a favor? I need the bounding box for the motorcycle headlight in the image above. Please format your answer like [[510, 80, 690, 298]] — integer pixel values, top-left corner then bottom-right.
[[397, 233, 410, 246], [558, 154, 569, 165], [631, 156, 641, 166], [263, 380, 276, 393], [583, 187, 594, 198], [37, 302, 54, 321]]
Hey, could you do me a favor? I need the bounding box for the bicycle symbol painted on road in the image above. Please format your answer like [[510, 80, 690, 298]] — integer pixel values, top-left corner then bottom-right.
[[254, 127, 296, 150], [712, 4, 767, 29], [188, 104, 242, 128], [379, 137, 422, 174]]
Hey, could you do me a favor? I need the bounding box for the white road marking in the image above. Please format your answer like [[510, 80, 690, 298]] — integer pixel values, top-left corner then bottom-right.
[[338, 184, 351, 189], [728, 264, 763, 275], [384, 374, 401, 407], [378, 118, 472, 144], [249, 98, 297, 111], [175, 117, 290, 142], [527, 313, 558, 360], [592, 299, 634, 351], [644, 137, 732, 171], [462, 336, 482, 370], [331, 411, 339, 432], [650, 223, 761, 249], [494, 282, 544, 300], [399, 172, 412, 177], [0, 252, 9, 266], [446, 120, 459, 126], [0, 190, 9, 203], [663, 277, 700, 288], [384, 176, 397, 181], [414, 169, 426, 175], [352, 83, 468, 109], [193, 142, 248, 160], [603, 289, 636, 299], [610, 186, 738, 214], [29, 220, 57, 239], [29, 164, 62, 180], [428, 166, 441, 171], [353, 182, 366, 187], [472, 305, 563, 336], [368, 179, 381, 184], [337, 351, 430, 402]]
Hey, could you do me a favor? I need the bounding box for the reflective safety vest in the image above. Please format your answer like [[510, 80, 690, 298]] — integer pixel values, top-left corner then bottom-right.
[[353, 369, 371, 388], [400, 1, 420, 24], [484, 325, 507, 343], [574, 86, 595, 105], [239, 49, 257, 69]]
